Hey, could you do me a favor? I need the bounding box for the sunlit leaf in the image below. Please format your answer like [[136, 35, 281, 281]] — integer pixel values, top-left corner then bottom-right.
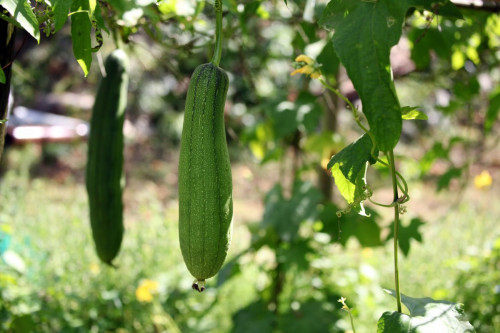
[[327, 133, 377, 211], [378, 290, 476, 332], [0, 0, 40, 42], [401, 106, 427, 120], [0, 67, 5, 84]]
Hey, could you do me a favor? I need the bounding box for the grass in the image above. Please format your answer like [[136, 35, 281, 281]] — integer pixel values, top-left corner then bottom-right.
[[0, 142, 499, 332], [0, 144, 256, 332]]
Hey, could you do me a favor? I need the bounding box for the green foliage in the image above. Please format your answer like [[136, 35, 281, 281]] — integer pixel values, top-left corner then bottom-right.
[[0, 147, 241, 332], [386, 218, 424, 257], [454, 238, 500, 332], [218, 180, 346, 331], [267, 92, 323, 139], [260, 181, 322, 242]]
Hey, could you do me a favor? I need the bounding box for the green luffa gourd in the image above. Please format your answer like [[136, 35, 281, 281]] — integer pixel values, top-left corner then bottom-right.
[[86, 49, 129, 265], [178, 63, 233, 292]]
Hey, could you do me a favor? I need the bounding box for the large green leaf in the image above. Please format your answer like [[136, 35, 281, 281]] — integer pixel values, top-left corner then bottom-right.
[[319, 0, 460, 151], [0, 0, 40, 42], [319, 0, 405, 151], [70, 0, 92, 76], [378, 290, 476, 332]]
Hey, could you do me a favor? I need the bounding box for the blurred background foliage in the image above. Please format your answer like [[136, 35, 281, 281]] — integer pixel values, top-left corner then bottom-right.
[[1, 0, 500, 332]]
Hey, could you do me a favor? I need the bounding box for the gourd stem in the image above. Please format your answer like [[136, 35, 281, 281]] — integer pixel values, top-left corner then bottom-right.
[[211, 0, 223, 66], [388, 150, 402, 313], [112, 28, 123, 50]]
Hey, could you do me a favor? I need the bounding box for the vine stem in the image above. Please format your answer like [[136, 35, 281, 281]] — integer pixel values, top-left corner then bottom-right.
[[319, 79, 378, 159], [388, 150, 402, 313], [211, 0, 223, 66]]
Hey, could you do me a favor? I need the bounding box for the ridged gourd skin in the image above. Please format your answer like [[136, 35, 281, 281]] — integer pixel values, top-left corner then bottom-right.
[[85, 49, 129, 265], [178, 63, 233, 286]]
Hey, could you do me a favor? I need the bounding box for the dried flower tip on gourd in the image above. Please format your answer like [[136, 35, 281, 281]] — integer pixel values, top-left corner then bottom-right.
[[192, 279, 206, 293], [291, 54, 322, 79]]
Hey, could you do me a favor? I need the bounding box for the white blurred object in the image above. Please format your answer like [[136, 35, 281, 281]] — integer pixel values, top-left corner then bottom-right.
[[2, 249, 26, 274], [6, 106, 89, 143]]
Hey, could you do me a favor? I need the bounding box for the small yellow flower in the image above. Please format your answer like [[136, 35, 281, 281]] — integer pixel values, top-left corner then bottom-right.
[[135, 279, 159, 303], [291, 54, 322, 79], [295, 54, 315, 64], [474, 170, 492, 190], [89, 263, 100, 275]]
